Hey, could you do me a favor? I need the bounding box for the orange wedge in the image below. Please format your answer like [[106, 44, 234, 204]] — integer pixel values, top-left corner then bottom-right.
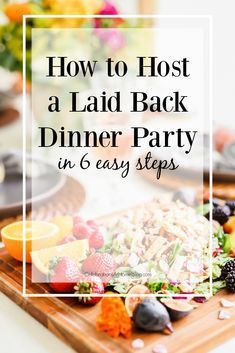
[[230, 233, 235, 255], [224, 216, 235, 234], [1, 221, 60, 263], [31, 239, 89, 275]]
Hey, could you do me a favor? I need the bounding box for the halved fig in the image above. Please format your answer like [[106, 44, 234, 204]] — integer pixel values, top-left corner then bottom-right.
[[125, 284, 150, 317], [160, 298, 193, 321]]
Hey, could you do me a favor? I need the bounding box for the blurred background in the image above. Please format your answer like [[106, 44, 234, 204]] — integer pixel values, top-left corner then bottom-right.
[[1, 0, 234, 126]]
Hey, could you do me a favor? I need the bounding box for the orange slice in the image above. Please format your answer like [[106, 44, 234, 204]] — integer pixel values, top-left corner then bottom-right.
[[31, 239, 89, 275], [1, 221, 60, 263]]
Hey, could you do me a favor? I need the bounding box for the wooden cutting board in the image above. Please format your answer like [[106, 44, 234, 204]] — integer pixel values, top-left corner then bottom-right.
[[0, 248, 235, 353]]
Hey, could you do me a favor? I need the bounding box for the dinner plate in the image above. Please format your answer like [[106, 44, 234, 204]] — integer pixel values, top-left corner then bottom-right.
[[0, 156, 66, 219]]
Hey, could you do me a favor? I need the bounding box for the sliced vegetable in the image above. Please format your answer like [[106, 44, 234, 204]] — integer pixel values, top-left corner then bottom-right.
[[214, 228, 232, 253]]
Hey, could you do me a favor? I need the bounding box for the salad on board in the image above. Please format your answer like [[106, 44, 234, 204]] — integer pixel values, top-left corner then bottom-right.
[[101, 198, 210, 295], [100, 192, 235, 298], [2, 188, 235, 341]]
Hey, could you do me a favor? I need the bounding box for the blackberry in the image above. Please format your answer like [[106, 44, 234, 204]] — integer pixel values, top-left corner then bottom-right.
[[212, 206, 230, 225], [225, 200, 235, 214], [221, 259, 235, 279], [222, 205, 231, 216], [212, 198, 223, 208], [225, 272, 235, 292]]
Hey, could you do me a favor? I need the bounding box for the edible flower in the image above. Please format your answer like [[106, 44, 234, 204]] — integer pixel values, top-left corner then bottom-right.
[[96, 293, 132, 338]]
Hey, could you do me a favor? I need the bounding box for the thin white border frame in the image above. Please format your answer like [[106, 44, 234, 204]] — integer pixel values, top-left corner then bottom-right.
[[22, 14, 213, 298]]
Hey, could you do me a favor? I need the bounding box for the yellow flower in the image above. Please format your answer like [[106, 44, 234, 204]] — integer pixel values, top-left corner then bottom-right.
[[44, 0, 104, 27], [83, 0, 104, 14], [45, 0, 103, 15]]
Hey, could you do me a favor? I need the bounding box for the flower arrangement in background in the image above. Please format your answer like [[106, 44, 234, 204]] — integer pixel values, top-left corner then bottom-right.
[[0, 0, 123, 81]]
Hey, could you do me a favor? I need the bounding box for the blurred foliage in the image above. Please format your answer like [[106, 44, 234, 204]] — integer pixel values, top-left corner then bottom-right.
[[0, 1, 148, 81], [0, 0, 105, 80]]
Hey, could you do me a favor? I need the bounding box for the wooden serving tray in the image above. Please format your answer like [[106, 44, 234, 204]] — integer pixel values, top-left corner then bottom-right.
[[0, 248, 235, 353]]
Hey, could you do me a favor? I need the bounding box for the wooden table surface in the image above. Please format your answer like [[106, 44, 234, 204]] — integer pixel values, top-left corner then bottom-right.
[[0, 247, 235, 353]]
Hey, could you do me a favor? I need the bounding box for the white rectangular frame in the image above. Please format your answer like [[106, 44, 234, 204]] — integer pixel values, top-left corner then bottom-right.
[[22, 14, 213, 298]]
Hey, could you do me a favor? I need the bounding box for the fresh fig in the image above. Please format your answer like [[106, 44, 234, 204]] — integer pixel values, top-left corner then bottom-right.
[[133, 298, 173, 333], [160, 298, 193, 321]]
